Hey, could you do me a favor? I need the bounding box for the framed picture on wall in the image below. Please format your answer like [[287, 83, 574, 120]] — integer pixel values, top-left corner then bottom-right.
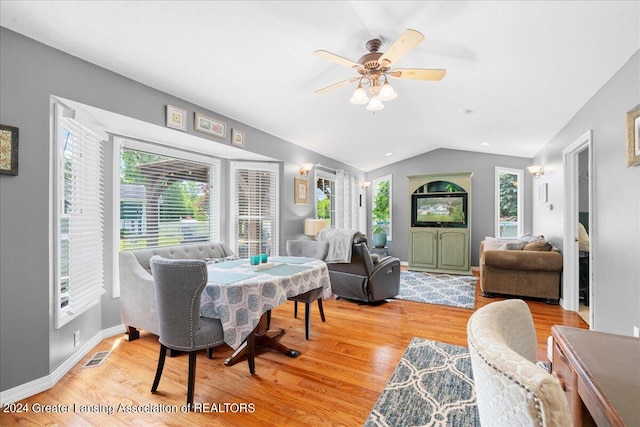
[[294, 177, 309, 205], [0, 124, 19, 176], [166, 105, 187, 131], [626, 104, 640, 167], [195, 113, 226, 138], [231, 129, 245, 148]]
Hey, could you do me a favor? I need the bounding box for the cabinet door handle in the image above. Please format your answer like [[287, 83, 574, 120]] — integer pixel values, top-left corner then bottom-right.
[[552, 371, 567, 391]]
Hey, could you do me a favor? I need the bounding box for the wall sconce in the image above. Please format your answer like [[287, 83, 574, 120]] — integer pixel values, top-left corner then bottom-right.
[[304, 218, 327, 238], [527, 165, 545, 179], [299, 163, 314, 177], [359, 181, 370, 207]]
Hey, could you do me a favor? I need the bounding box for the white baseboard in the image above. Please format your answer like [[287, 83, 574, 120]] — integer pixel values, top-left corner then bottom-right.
[[0, 324, 126, 405]]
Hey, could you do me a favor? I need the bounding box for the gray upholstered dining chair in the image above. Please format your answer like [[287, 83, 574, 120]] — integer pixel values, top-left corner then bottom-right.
[[149, 256, 255, 407], [467, 299, 572, 426], [285, 239, 330, 340]]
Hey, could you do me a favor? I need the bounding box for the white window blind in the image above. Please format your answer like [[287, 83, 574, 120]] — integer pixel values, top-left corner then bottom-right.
[[55, 106, 105, 329], [230, 162, 279, 258], [120, 145, 218, 250]]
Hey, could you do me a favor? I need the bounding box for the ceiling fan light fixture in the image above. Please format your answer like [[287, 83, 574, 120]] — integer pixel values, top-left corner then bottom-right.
[[378, 80, 397, 101], [349, 84, 369, 105], [366, 95, 384, 111]]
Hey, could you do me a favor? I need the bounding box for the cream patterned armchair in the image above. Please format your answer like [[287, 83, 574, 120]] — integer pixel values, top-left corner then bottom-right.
[[467, 299, 571, 426]]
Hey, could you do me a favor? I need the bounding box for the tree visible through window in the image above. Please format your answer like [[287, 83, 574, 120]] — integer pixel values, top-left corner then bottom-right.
[[371, 175, 392, 240], [120, 147, 216, 250], [496, 167, 523, 237], [316, 174, 335, 228]]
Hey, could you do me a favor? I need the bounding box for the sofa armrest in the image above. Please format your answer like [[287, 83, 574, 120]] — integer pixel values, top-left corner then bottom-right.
[[483, 249, 562, 272], [119, 251, 160, 335]]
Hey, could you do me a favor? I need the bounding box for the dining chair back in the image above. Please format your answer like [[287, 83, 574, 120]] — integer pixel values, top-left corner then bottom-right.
[[285, 240, 330, 340], [149, 256, 253, 407]]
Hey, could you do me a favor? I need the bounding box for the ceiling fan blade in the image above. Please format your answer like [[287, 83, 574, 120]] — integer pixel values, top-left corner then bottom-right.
[[378, 29, 425, 67], [313, 50, 362, 70], [315, 77, 360, 94], [389, 68, 446, 81]]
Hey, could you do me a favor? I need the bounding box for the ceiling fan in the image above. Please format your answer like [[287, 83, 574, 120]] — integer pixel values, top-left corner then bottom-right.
[[314, 29, 446, 111]]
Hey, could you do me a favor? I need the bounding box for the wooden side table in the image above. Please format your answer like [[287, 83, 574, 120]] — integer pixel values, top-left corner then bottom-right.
[[551, 325, 640, 426]]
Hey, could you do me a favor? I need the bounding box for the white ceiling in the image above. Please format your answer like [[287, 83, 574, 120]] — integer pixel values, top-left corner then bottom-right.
[[2, 1, 639, 171]]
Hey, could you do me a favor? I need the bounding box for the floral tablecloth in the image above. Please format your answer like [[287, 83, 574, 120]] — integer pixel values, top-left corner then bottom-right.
[[200, 257, 331, 349]]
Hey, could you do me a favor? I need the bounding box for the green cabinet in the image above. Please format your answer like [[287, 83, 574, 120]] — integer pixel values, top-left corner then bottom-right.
[[408, 172, 472, 275], [410, 228, 470, 274]]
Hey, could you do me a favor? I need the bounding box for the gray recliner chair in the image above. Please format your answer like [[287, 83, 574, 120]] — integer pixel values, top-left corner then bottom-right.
[[326, 233, 401, 303], [285, 239, 330, 340]]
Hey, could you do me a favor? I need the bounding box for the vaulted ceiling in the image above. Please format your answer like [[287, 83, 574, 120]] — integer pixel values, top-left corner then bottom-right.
[[2, 1, 639, 171]]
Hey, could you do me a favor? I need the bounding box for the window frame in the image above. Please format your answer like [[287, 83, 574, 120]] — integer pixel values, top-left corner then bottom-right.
[[371, 174, 393, 241], [52, 103, 106, 329], [495, 167, 524, 238], [315, 169, 336, 227], [113, 137, 221, 297], [229, 161, 280, 258]]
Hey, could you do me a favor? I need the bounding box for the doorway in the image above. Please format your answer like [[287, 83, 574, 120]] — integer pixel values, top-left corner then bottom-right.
[[562, 131, 593, 327]]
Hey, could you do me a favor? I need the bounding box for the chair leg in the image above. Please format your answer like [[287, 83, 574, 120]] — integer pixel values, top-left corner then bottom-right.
[[294, 301, 299, 318], [305, 302, 311, 340], [151, 344, 167, 393], [317, 298, 326, 322], [187, 351, 197, 407], [207, 347, 213, 359], [266, 309, 271, 330]]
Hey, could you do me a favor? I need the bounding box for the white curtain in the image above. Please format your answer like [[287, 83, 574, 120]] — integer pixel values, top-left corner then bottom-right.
[[335, 170, 360, 230]]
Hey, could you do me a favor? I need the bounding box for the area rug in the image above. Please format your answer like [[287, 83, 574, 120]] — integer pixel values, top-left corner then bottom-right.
[[395, 271, 477, 309], [364, 338, 479, 427]]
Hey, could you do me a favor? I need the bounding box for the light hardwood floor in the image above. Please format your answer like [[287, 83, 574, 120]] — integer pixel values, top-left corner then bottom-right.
[[0, 276, 586, 426]]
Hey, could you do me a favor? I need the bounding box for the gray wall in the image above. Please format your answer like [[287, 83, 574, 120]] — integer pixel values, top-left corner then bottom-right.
[[0, 28, 361, 392], [531, 50, 640, 335], [366, 148, 534, 266]]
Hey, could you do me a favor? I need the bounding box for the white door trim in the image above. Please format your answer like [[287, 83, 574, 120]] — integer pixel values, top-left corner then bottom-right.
[[562, 130, 594, 327]]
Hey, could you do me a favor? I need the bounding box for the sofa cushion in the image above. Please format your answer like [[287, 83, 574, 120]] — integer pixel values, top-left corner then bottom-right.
[[523, 241, 553, 251], [518, 234, 546, 243], [484, 236, 527, 251], [132, 242, 236, 273]]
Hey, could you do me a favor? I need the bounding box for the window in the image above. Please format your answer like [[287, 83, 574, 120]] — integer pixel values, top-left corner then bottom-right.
[[54, 105, 105, 328], [230, 162, 279, 258], [119, 140, 220, 250], [316, 170, 335, 228], [495, 167, 524, 237], [371, 175, 392, 240]]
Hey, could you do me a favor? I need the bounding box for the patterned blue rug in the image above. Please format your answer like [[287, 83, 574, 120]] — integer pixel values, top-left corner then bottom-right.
[[364, 338, 479, 427], [396, 271, 477, 309]]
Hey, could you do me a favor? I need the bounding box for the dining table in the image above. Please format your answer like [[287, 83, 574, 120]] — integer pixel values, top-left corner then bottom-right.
[[199, 256, 331, 369]]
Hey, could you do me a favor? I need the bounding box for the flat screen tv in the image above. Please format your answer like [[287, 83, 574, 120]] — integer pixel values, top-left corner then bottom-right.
[[411, 193, 468, 227]]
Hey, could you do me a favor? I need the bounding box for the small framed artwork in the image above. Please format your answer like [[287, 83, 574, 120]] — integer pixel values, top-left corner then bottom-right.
[[231, 129, 245, 148], [294, 177, 309, 205], [0, 124, 19, 176], [195, 113, 225, 138], [166, 105, 187, 131], [538, 182, 548, 203], [626, 104, 640, 167]]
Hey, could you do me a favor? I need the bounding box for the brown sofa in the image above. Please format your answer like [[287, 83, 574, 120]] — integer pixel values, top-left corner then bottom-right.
[[479, 238, 563, 304]]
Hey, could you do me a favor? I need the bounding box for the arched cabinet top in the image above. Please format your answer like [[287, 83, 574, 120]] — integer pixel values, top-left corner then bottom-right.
[[408, 172, 473, 195], [413, 180, 467, 194]]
